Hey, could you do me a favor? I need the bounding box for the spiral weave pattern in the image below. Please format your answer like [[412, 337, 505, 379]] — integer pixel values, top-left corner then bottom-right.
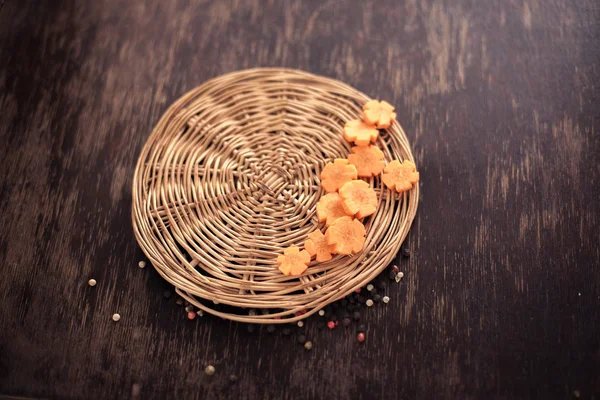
[[132, 68, 419, 323]]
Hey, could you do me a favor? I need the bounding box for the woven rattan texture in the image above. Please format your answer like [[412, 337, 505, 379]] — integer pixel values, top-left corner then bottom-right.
[[132, 68, 419, 323]]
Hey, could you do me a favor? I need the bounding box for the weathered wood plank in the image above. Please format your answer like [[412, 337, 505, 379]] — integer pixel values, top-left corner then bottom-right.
[[0, 0, 598, 398]]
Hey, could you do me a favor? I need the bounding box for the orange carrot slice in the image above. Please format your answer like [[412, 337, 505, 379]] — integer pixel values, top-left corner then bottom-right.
[[339, 180, 377, 219], [343, 119, 379, 146], [381, 160, 420, 193], [277, 246, 311, 276], [316, 193, 352, 227], [347, 145, 386, 177], [304, 230, 333, 262], [325, 216, 366, 255], [320, 159, 358, 193], [363, 100, 397, 129]]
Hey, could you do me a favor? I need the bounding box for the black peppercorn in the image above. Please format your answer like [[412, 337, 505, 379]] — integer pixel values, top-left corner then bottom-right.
[[297, 335, 307, 344]]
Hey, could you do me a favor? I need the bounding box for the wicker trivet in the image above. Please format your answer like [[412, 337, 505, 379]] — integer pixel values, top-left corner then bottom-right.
[[132, 68, 419, 323]]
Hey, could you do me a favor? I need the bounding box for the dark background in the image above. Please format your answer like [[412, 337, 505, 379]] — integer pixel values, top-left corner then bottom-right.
[[1, 0, 599, 399]]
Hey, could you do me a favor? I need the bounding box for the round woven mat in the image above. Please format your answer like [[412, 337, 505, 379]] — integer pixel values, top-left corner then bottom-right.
[[132, 68, 419, 323]]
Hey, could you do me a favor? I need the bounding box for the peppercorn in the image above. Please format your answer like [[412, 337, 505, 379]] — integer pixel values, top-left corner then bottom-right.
[[389, 270, 397, 280], [282, 327, 292, 336], [357, 324, 366, 333], [347, 303, 356, 312], [342, 317, 351, 327], [353, 311, 361, 321], [317, 321, 325, 330], [357, 332, 365, 343], [266, 324, 275, 334], [327, 321, 335, 330], [304, 341, 313, 350], [297, 335, 307, 344], [366, 299, 374, 307], [247, 324, 255, 333], [163, 290, 172, 299], [373, 294, 381, 303], [402, 247, 411, 257], [187, 311, 196, 320]]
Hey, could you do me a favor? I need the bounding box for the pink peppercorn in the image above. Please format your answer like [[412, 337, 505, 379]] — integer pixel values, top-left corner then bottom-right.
[[187, 311, 196, 320], [355, 288, 361, 293], [335, 321, 339, 326], [357, 332, 365, 343], [392, 265, 399, 273], [327, 321, 335, 330]]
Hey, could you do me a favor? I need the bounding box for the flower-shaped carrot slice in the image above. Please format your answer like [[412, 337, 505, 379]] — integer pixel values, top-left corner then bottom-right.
[[339, 180, 378, 219], [343, 119, 379, 146], [277, 246, 311, 276], [381, 160, 420, 193], [304, 230, 333, 262], [316, 192, 352, 227], [320, 159, 358, 193], [347, 145, 386, 177], [325, 216, 366, 255], [363, 100, 397, 129]]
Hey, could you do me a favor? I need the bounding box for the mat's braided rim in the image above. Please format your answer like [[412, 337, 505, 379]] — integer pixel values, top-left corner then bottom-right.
[[132, 68, 419, 324]]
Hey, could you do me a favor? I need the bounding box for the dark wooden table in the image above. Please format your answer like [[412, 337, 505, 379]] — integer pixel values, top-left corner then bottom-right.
[[1, 1, 599, 399]]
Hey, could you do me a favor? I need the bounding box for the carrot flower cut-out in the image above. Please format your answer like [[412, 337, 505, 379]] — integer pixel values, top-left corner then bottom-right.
[[277, 246, 311, 276], [304, 230, 333, 262], [320, 159, 358, 193], [344, 119, 379, 146], [339, 180, 378, 219], [325, 216, 366, 255], [381, 160, 420, 193], [316, 193, 351, 227], [363, 100, 397, 129], [347, 145, 386, 177]]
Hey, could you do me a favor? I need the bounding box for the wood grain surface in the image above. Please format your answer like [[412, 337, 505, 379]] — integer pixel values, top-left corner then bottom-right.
[[1, 0, 599, 398]]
